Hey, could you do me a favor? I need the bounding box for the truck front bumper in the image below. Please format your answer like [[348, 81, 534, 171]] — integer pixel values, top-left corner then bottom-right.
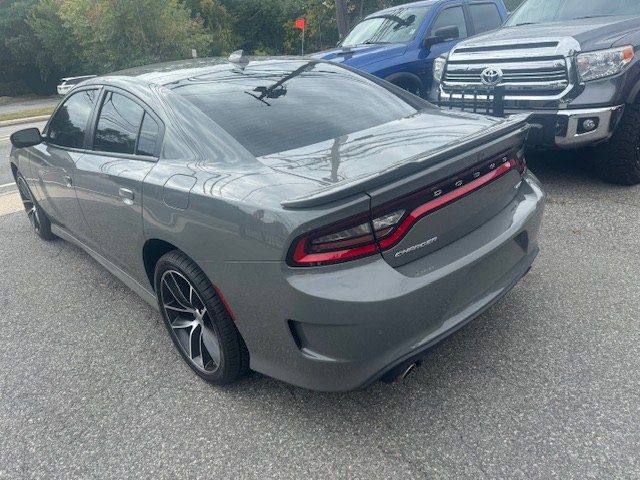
[[434, 89, 626, 149], [524, 105, 625, 149]]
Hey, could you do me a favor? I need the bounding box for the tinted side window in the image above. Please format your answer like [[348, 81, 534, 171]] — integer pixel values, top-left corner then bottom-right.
[[469, 3, 502, 34], [48, 89, 97, 149], [94, 92, 144, 155], [432, 6, 468, 38], [136, 113, 159, 156]]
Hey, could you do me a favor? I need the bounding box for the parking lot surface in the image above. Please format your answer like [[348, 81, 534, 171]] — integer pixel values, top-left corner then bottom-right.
[[1, 141, 639, 478]]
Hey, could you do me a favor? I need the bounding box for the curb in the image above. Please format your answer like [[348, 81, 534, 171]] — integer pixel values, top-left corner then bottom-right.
[[0, 115, 51, 128]]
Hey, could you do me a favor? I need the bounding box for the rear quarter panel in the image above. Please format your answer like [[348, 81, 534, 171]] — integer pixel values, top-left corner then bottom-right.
[[141, 158, 373, 371]]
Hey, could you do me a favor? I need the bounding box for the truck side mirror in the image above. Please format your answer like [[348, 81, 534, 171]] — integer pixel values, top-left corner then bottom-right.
[[423, 25, 460, 48], [10, 127, 43, 149]]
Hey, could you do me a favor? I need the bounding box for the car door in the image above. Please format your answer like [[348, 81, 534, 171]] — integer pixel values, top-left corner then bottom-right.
[[418, 3, 471, 85], [29, 88, 100, 246], [73, 87, 162, 280]]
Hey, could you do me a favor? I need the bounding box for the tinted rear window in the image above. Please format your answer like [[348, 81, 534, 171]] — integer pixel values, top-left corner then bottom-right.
[[171, 61, 418, 157]]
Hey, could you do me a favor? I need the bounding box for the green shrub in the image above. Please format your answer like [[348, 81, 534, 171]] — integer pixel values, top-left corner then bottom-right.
[[0, 81, 31, 97]]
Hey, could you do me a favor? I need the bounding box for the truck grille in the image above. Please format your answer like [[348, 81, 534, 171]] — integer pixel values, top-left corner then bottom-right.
[[439, 39, 576, 106], [443, 59, 569, 94]]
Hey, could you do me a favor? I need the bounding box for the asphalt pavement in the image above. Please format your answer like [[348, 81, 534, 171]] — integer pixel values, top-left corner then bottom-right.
[[1, 132, 639, 478], [0, 96, 59, 116]]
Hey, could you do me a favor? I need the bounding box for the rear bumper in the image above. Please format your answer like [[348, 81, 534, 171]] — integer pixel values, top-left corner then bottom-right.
[[221, 172, 545, 391]]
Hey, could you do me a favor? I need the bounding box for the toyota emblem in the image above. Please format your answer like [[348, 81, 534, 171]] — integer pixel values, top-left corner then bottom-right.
[[480, 67, 503, 87]]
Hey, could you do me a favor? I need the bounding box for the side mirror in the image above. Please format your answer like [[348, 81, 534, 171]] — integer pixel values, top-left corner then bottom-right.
[[423, 25, 460, 48], [10, 128, 43, 148]]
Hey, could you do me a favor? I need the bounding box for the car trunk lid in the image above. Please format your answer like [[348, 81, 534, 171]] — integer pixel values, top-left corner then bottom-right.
[[369, 148, 524, 268], [273, 111, 530, 210], [281, 111, 531, 268]]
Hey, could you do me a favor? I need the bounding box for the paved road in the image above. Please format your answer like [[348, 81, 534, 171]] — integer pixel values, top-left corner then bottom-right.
[[0, 137, 639, 478], [0, 96, 59, 116]]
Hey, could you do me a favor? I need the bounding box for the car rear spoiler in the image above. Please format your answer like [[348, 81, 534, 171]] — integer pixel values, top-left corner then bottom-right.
[[281, 113, 532, 210]]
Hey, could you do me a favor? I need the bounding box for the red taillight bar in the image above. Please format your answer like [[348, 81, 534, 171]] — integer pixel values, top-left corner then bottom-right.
[[289, 157, 518, 267], [378, 159, 516, 249], [291, 238, 378, 266]]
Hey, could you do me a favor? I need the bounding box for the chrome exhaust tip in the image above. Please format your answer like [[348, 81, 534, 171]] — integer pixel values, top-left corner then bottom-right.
[[380, 360, 422, 384], [399, 362, 418, 381]]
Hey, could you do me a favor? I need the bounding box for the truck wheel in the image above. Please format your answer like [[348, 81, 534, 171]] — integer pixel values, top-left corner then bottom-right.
[[594, 104, 640, 185], [389, 78, 424, 98]]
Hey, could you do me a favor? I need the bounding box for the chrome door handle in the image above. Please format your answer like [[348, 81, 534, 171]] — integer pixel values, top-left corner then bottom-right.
[[119, 187, 135, 205], [64, 175, 73, 188]]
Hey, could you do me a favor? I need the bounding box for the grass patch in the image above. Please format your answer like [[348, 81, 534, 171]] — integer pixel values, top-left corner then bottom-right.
[[0, 106, 54, 122]]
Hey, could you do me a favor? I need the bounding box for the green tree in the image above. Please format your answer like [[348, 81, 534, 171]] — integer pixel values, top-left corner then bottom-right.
[[182, 0, 234, 55], [27, 0, 83, 80], [220, 0, 291, 54], [58, 0, 211, 72], [0, 0, 83, 94], [0, 0, 40, 93]]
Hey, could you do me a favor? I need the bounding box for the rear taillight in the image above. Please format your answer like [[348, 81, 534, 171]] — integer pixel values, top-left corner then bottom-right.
[[288, 151, 522, 267], [289, 211, 405, 267]]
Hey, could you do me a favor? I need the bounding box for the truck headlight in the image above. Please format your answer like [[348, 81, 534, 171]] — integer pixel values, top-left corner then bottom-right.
[[577, 45, 635, 82], [433, 56, 447, 83]]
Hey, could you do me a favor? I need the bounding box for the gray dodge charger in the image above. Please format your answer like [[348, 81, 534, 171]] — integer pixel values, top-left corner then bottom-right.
[[9, 57, 545, 391]]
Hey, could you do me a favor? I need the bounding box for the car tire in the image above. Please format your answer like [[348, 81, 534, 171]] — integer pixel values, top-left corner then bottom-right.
[[594, 103, 640, 185], [15, 171, 56, 241], [154, 250, 250, 385]]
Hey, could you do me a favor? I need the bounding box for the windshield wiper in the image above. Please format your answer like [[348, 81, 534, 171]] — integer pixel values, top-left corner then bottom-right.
[[513, 22, 538, 26], [369, 14, 413, 27], [361, 41, 391, 45]]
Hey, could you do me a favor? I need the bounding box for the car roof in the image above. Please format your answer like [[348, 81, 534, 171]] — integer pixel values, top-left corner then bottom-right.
[[86, 56, 305, 88]]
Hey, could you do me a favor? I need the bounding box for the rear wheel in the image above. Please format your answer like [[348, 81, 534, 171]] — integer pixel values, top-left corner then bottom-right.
[[594, 104, 640, 185], [154, 251, 249, 385], [15, 172, 55, 241]]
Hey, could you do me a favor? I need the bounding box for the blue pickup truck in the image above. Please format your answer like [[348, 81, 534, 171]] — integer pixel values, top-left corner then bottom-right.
[[313, 0, 508, 97]]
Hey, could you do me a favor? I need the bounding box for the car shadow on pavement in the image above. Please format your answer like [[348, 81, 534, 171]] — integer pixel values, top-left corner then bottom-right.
[[525, 148, 601, 187]]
